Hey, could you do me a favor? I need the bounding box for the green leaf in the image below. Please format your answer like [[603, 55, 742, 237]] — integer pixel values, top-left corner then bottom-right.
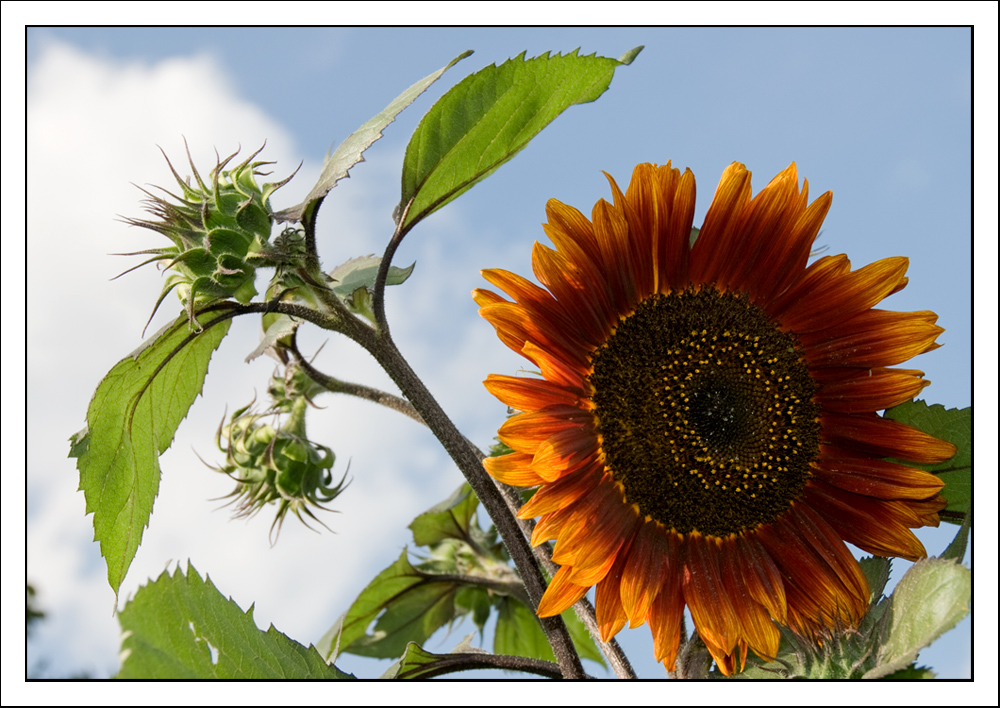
[[493, 597, 605, 669], [328, 255, 415, 300], [68, 425, 89, 458], [321, 255, 415, 325], [941, 510, 972, 562], [408, 483, 479, 547], [272, 50, 472, 225], [884, 400, 971, 523], [73, 309, 232, 598], [117, 563, 352, 678], [337, 550, 465, 659], [314, 613, 345, 664], [879, 663, 936, 679], [858, 556, 893, 605], [380, 635, 486, 679], [455, 584, 493, 635], [864, 557, 971, 679], [857, 556, 893, 633], [494, 596, 554, 663], [397, 46, 642, 235], [562, 608, 607, 667], [245, 312, 300, 363]]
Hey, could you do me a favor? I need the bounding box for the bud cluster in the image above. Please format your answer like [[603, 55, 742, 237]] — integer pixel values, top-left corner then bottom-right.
[[213, 384, 348, 541], [122, 142, 296, 327]]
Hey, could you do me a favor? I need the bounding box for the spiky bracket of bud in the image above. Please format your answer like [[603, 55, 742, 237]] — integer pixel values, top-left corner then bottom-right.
[[118, 141, 299, 331], [211, 393, 350, 543]]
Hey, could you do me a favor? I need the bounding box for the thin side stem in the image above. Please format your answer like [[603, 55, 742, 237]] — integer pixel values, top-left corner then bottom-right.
[[290, 349, 426, 425], [417, 572, 531, 609], [372, 201, 413, 334], [397, 652, 577, 680]]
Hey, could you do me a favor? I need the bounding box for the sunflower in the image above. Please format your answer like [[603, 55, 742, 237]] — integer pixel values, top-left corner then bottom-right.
[[473, 161, 955, 675]]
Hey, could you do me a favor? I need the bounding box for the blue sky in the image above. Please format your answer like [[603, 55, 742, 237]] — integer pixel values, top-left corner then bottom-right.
[[19, 22, 989, 692]]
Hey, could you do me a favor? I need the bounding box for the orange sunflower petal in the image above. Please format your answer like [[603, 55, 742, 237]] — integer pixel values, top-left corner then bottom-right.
[[802, 309, 944, 369], [619, 520, 672, 627], [483, 373, 580, 412], [550, 476, 636, 574], [721, 541, 781, 662], [478, 301, 588, 369], [517, 462, 603, 519], [821, 411, 957, 464], [683, 534, 742, 670], [536, 565, 590, 617], [476, 159, 954, 675], [482, 452, 545, 487], [803, 480, 932, 561], [521, 341, 589, 391], [752, 187, 833, 305], [688, 162, 753, 286], [646, 531, 686, 669], [603, 170, 655, 300], [813, 367, 931, 413], [532, 242, 616, 346], [498, 405, 593, 455], [735, 533, 788, 625], [594, 538, 632, 641], [812, 451, 945, 500], [713, 162, 802, 294], [530, 428, 599, 482], [593, 197, 640, 313]]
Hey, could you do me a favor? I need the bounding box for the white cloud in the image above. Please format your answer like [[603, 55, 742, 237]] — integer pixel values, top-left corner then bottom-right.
[[26, 39, 462, 678]]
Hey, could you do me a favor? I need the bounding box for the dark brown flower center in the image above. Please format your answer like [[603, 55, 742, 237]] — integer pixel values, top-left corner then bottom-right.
[[589, 287, 820, 537]]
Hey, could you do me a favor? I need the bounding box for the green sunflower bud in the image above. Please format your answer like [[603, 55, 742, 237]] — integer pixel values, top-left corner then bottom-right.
[[266, 362, 324, 413], [121, 141, 297, 329], [212, 397, 348, 541]]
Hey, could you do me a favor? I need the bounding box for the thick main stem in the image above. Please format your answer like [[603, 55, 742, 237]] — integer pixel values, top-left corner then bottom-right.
[[295, 348, 635, 677], [491, 480, 638, 680], [361, 329, 585, 679]]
